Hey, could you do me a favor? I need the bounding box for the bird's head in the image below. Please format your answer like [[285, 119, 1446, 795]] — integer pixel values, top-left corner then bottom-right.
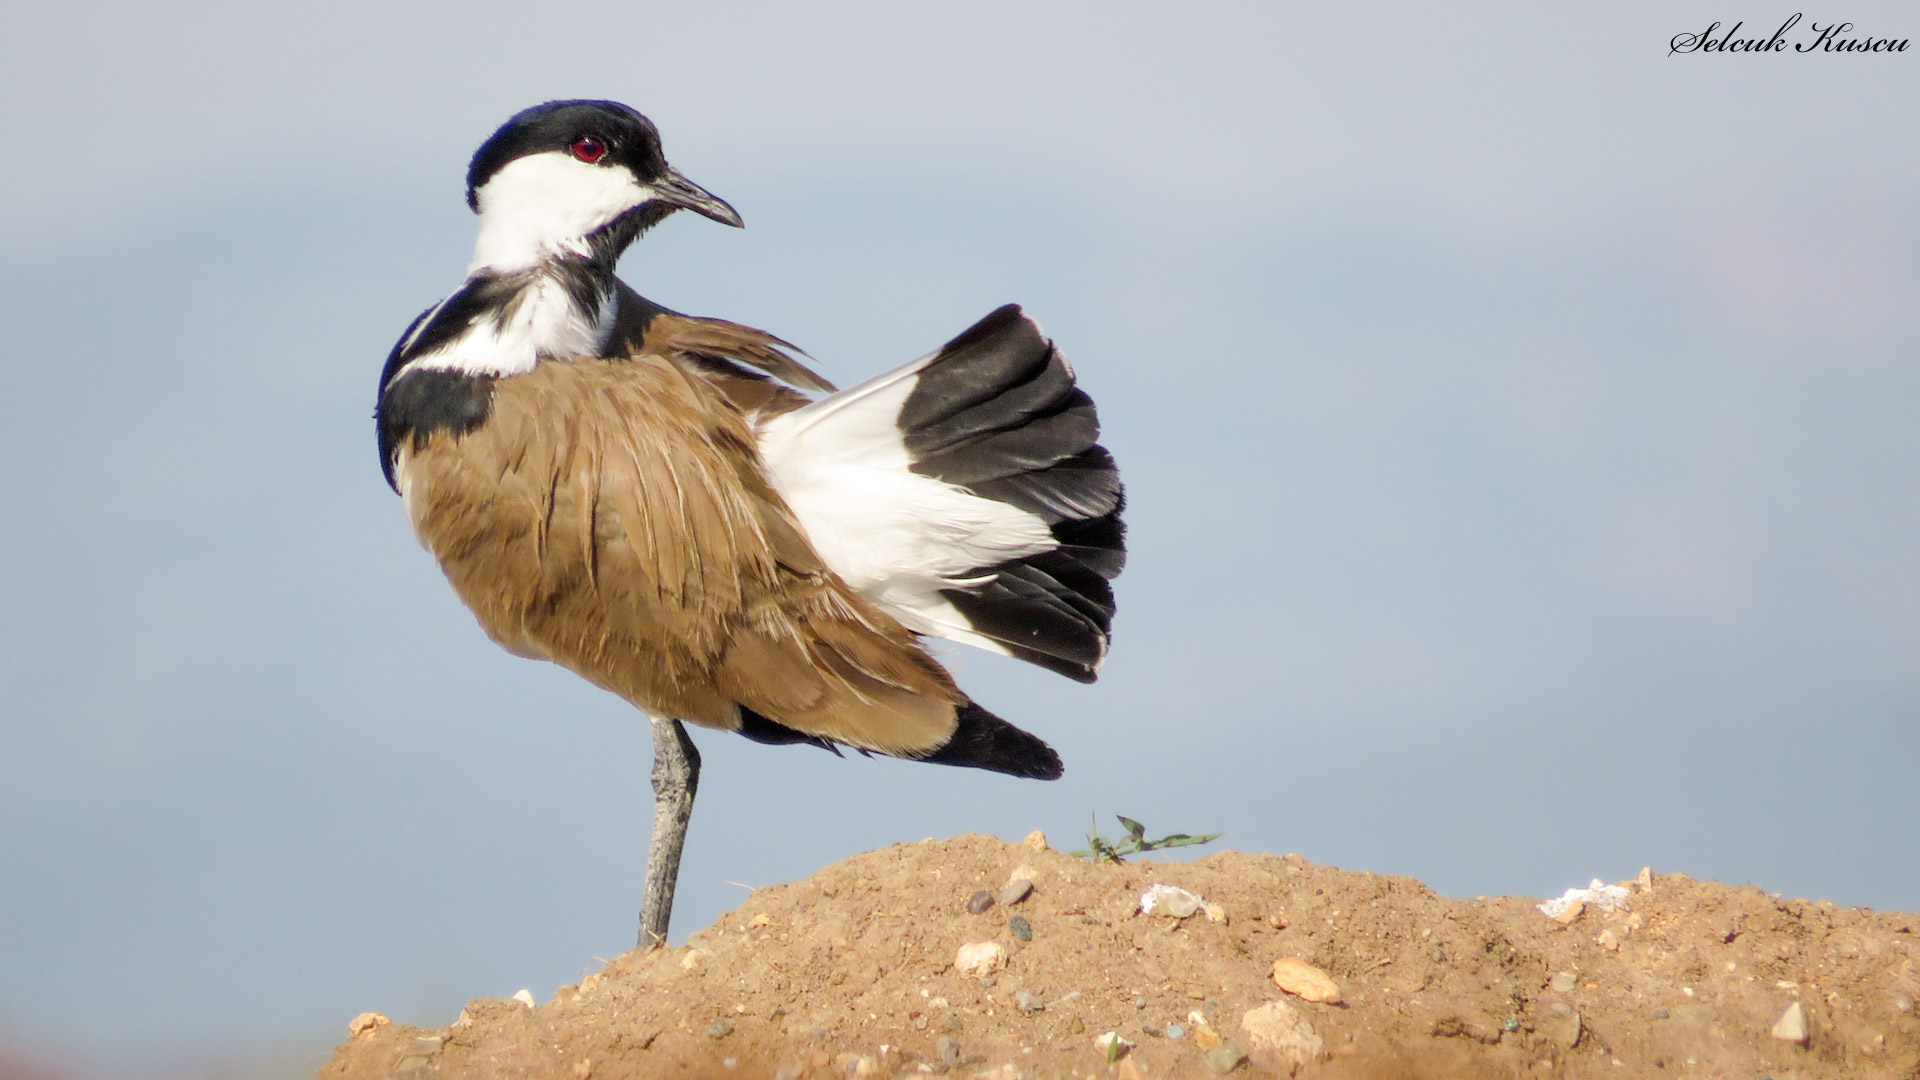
[[463, 99, 741, 273]]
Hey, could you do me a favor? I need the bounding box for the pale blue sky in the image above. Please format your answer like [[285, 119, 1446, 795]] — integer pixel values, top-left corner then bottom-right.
[[2, 3, 1916, 1076]]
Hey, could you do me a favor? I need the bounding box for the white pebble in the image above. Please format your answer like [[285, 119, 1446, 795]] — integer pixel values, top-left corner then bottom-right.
[[1139, 884, 1204, 918], [954, 941, 1006, 978], [1771, 1001, 1810, 1045]]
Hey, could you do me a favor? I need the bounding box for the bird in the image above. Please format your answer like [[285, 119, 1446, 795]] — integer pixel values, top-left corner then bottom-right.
[[374, 100, 1125, 945]]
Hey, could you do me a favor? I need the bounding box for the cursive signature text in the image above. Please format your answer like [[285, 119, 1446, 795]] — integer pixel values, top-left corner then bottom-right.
[[1670, 13, 1910, 55]]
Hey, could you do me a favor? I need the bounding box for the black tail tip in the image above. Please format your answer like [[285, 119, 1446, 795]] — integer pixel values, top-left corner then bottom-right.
[[937, 303, 1033, 356], [919, 702, 1062, 780]]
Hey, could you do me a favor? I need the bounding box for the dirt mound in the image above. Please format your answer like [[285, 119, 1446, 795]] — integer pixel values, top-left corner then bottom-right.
[[321, 835, 1920, 1079]]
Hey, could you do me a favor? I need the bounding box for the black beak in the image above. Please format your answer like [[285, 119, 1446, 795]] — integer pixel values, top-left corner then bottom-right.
[[655, 166, 743, 228]]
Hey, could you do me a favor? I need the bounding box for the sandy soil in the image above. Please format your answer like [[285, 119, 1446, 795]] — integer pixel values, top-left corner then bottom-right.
[[320, 834, 1920, 1079]]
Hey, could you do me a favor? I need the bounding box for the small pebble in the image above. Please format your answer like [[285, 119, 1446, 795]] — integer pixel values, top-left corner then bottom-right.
[[1202, 1042, 1247, 1074], [1270, 957, 1343, 1004], [1651, 1009, 1669, 1020], [1203, 903, 1228, 924], [1009, 916, 1032, 942], [955, 940, 1005, 977], [1068, 1016, 1084, 1034], [1013, 989, 1044, 1013], [1542, 1010, 1582, 1051], [709, 1019, 734, 1038], [1139, 884, 1204, 918], [967, 890, 995, 915], [1166, 1023, 1186, 1039], [1771, 1001, 1810, 1045], [1023, 829, 1049, 852], [1550, 971, 1577, 993], [347, 1012, 389, 1038], [1095, 1032, 1134, 1059], [936, 1036, 960, 1066], [511, 988, 536, 1007], [1240, 1001, 1322, 1071], [999, 879, 1034, 906], [981, 975, 997, 989], [1142, 1025, 1162, 1037]]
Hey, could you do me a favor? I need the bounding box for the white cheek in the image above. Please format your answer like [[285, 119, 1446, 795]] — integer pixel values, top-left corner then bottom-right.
[[468, 151, 652, 272]]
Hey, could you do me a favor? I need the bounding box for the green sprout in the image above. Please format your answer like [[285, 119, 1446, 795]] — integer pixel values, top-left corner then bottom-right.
[[1070, 815, 1222, 863]]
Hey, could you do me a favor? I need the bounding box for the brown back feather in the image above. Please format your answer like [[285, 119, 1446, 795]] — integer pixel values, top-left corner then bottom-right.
[[643, 311, 835, 392]]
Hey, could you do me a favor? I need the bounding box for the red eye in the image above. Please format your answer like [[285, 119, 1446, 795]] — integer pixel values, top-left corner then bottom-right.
[[570, 136, 607, 164]]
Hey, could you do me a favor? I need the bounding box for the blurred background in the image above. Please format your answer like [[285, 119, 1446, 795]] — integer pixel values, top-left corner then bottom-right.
[[1, 2, 1915, 1076]]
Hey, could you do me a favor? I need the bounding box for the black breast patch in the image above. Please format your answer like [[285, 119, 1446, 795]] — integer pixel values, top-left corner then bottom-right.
[[376, 367, 496, 491]]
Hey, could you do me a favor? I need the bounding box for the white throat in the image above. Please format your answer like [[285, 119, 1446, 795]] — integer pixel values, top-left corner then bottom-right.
[[394, 148, 652, 380], [466, 150, 655, 274]]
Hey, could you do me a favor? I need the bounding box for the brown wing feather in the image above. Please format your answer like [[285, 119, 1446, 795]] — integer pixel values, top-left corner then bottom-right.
[[395, 355, 963, 755], [640, 309, 836, 398]]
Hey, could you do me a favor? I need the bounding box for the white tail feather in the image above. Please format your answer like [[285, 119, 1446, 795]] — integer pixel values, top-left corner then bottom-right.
[[755, 357, 1056, 652]]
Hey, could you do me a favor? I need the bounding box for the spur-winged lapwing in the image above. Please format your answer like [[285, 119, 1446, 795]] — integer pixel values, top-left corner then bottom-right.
[[375, 100, 1125, 944]]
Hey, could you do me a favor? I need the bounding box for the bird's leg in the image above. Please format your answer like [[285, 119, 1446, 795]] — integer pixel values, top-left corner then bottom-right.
[[638, 716, 701, 948]]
